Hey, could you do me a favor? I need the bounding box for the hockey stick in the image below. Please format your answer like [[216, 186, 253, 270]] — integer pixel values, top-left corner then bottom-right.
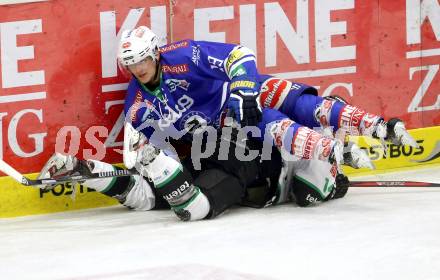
[[0, 159, 137, 187], [350, 181, 440, 187], [2, 157, 439, 188]]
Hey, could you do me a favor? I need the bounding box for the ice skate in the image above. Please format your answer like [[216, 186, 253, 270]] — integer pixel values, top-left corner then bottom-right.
[[343, 141, 375, 170]]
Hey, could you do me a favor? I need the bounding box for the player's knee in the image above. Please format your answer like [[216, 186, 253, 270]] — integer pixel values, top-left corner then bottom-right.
[[173, 189, 211, 221], [155, 170, 211, 221], [292, 177, 325, 207], [292, 174, 349, 207]]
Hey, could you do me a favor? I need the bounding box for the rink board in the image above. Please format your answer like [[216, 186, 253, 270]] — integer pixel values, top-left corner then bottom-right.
[[1, 126, 439, 218], [0, 0, 440, 178], [0, 177, 118, 218], [0, 0, 439, 217], [343, 125, 440, 175]]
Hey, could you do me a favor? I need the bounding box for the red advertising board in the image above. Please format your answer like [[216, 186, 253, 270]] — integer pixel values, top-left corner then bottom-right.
[[172, 0, 440, 125], [0, 0, 439, 174], [0, 0, 169, 173]]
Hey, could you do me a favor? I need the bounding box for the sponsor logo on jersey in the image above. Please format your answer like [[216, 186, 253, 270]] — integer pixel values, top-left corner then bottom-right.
[[162, 64, 189, 74], [191, 46, 201, 66], [129, 90, 162, 123], [305, 194, 319, 203], [130, 91, 144, 122], [165, 79, 190, 92], [229, 80, 256, 91], [270, 119, 294, 148], [339, 105, 366, 135], [230, 65, 247, 77], [259, 78, 291, 109], [163, 181, 191, 201], [292, 127, 321, 159], [225, 49, 245, 74], [159, 40, 189, 53]]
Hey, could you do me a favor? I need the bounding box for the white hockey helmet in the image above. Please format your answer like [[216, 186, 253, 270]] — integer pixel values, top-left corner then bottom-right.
[[117, 26, 159, 66]]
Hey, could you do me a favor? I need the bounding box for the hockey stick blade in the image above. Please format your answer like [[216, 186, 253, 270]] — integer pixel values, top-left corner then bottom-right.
[[350, 181, 440, 187], [0, 158, 27, 185], [0, 158, 137, 187]]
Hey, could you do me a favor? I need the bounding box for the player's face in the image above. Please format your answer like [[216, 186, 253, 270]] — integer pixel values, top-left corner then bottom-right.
[[128, 57, 157, 84]]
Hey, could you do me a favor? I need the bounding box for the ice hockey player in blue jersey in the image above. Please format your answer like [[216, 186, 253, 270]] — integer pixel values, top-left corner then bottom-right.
[[36, 25, 418, 222], [113, 25, 418, 211]]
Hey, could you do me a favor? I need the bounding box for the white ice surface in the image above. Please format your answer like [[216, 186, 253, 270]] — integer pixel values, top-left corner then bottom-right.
[[1, 166, 440, 280]]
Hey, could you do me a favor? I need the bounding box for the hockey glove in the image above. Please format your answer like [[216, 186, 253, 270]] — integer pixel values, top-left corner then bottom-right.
[[122, 121, 164, 177], [37, 153, 93, 190], [227, 76, 262, 127], [375, 118, 418, 147], [333, 173, 350, 199], [227, 90, 262, 127], [343, 141, 375, 169], [372, 118, 419, 157], [324, 173, 350, 201]]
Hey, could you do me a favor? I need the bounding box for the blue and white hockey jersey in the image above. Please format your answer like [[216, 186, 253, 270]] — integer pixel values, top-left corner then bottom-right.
[[123, 40, 318, 147]]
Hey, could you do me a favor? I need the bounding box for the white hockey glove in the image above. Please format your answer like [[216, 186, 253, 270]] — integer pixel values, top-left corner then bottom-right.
[[37, 153, 92, 190], [343, 141, 375, 169], [373, 118, 419, 157], [373, 118, 418, 147], [123, 121, 161, 174]]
